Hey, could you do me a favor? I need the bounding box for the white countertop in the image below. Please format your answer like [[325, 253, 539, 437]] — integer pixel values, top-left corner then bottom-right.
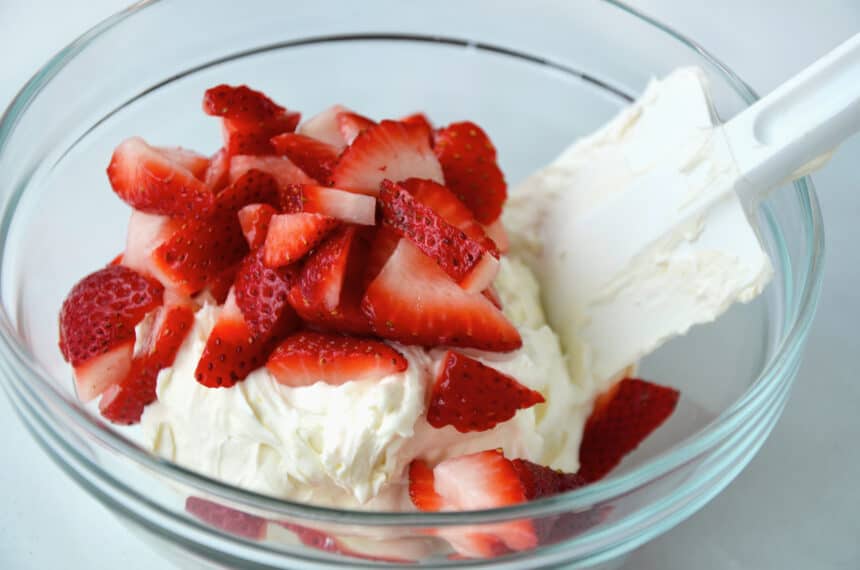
[[1, 2, 858, 568]]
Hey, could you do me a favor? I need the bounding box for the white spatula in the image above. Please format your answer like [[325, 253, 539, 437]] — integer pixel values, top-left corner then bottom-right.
[[511, 33, 860, 389]]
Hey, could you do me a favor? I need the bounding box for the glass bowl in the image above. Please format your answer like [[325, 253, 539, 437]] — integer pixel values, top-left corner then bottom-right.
[[0, 0, 824, 568]]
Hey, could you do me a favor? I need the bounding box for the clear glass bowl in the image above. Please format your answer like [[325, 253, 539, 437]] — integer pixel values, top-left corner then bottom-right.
[[0, 1, 824, 568]]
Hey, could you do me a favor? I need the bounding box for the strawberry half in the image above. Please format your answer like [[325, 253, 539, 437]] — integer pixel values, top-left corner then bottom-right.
[[433, 121, 507, 224], [270, 133, 339, 183], [337, 111, 375, 146], [238, 203, 277, 249], [185, 497, 267, 541], [262, 213, 339, 268], [291, 226, 355, 313], [510, 459, 587, 500], [482, 218, 509, 254], [204, 148, 231, 194], [330, 120, 443, 194], [161, 146, 210, 179], [362, 239, 521, 351], [99, 300, 195, 424], [297, 104, 349, 149], [408, 460, 443, 511], [233, 249, 299, 340], [286, 184, 376, 225], [400, 112, 433, 134], [266, 331, 407, 387], [578, 378, 680, 483], [107, 137, 214, 217], [379, 180, 498, 293], [59, 265, 164, 402], [229, 155, 315, 188], [427, 351, 544, 433]]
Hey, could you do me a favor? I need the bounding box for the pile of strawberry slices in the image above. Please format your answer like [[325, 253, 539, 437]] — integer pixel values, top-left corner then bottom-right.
[[59, 83, 524, 425]]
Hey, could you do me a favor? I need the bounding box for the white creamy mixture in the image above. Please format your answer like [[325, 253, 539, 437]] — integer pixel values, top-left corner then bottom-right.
[[139, 67, 773, 508]]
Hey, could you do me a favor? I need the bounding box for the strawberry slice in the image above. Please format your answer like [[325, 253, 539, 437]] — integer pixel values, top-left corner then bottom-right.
[[400, 112, 433, 134], [297, 104, 349, 149], [229, 155, 315, 188], [401, 178, 498, 255], [337, 111, 375, 146], [238, 203, 277, 249], [362, 240, 521, 351], [266, 331, 407, 387], [434, 121, 507, 224], [185, 497, 267, 540], [427, 351, 544, 433], [203, 262, 241, 305], [330, 120, 443, 194], [107, 137, 214, 217], [408, 460, 443, 511], [363, 226, 401, 288], [379, 180, 498, 293], [59, 266, 164, 402], [204, 148, 231, 193], [482, 287, 503, 310], [262, 213, 339, 268], [270, 133, 339, 183], [286, 184, 376, 225], [288, 227, 374, 335], [482, 218, 509, 254], [233, 249, 299, 340], [99, 300, 195, 424], [578, 378, 680, 483], [430, 450, 537, 557], [160, 147, 210, 179], [510, 459, 587, 500]]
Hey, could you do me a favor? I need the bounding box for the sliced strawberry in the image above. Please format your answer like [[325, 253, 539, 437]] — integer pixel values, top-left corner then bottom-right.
[[204, 148, 231, 193], [195, 289, 278, 388], [215, 168, 281, 212], [266, 331, 407, 387], [290, 184, 376, 225], [108, 253, 124, 266], [510, 459, 587, 500], [203, 262, 241, 305], [185, 497, 267, 541], [99, 301, 195, 424], [401, 178, 498, 255], [578, 378, 680, 483], [362, 240, 521, 351], [270, 133, 339, 183], [229, 155, 315, 188], [330, 120, 443, 194], [122, 211, 182, 287], [59, 266, 163, 402], [427, 351, 544, 433], [107, 137, 214, 217], [483, 287, 502, 310], [336, 111, 375, 146], [434, 121, 507, 224], [238, 203, 277, 249], [400, 112, 433, 134], [298, 104, 349, 149], [363, 226, 400, 288], [160, 147, 210, 179], [203, 84, 286, 122], [262, 213, 339, 268], [220, 114, 299, 156], [432, 450, 537, 556], [483, 218, 509, 254], [379, 180, 498, 293], [408, 460, 443, 511], [233, 249, 299, 340], [288, 227, 374, 335]]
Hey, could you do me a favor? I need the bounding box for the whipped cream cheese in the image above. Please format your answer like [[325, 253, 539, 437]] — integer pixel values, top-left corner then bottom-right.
[[140, 257, 588, 508], [506, 67, 773, 388]]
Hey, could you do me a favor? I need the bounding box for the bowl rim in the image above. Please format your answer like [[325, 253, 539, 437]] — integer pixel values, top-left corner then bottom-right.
[[0, 0, 825, 526]]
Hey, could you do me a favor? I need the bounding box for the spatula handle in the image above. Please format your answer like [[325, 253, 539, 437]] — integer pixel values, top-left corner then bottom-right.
[[723, 33, 860, 200]]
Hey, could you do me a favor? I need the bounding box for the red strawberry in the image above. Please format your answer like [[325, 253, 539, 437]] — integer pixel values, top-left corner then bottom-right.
[[401, 178, 498, 255], [266, 331, 407, 387], [203, 84, 286, 122], [185, 497, 267, 541], [510, 459, 587, 500], [297, 104, 349, 149], [362, 240, 521, 351], [107, 137, 214, 217], [59, 266, 164, 402], [427, 351, 544, 433], [400, 112, 433, 134], [434, 121, 507, 224], [379, 180, 498, 293], [483, 218, 509, 254], [262, 213, 339, 268], [195, 289, 281, 388], [203, 262, 241, 305], [363, 226, 400, 288], [204, 148, 231, 193], [288, 227, 374, 335], [330, 120, 443, 194], [160, 147, 210, 179], [483, 287, 502, 310], [337, 111, 375, 146], [431, 450, 537, 556], [270, 133, 339, 183], [578, 378, 680, 483], [408, 460, 443, 511], [229, 155, 315, 188], [221, 113, 300, 156], [238, 203, 277, 249], [99, 300, 195, 424], [287, 184, 376, 225], [214, 168, 281, 212], [108, 253, 124, 266], [123, 211, 182, 287], [233, 249, 299, 340]]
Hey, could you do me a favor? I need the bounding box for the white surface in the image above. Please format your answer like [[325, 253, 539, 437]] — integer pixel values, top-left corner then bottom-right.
[[1, 2, 858, 569]]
